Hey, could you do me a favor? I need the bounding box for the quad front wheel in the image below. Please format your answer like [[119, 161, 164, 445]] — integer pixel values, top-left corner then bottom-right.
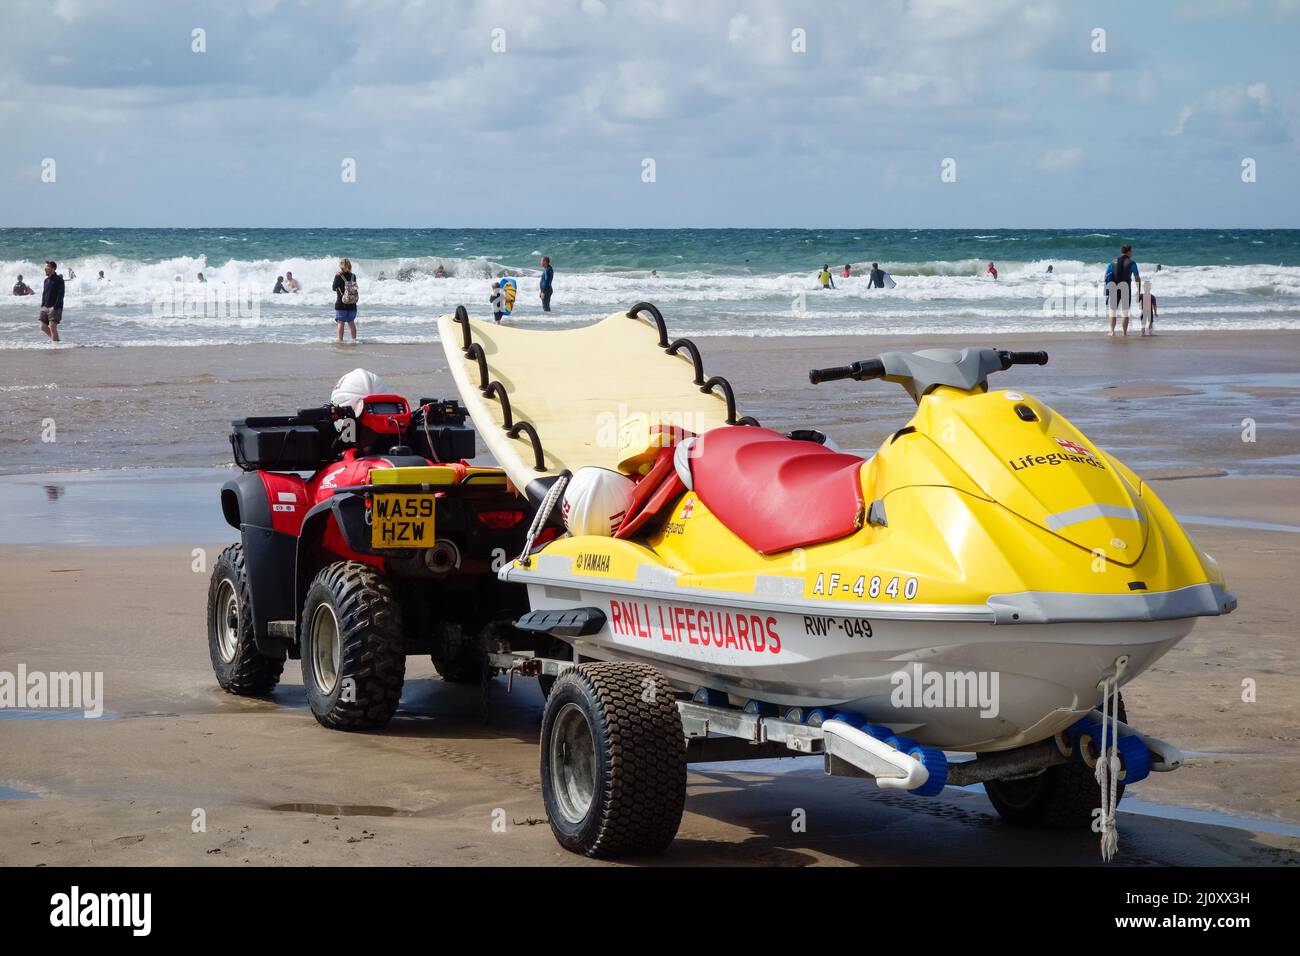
[[540, 662, 686, 857], [299, 561, 406, 730]]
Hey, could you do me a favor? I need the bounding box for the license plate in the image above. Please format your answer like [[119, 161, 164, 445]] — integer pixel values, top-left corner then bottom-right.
[[371, 495, 436, 549]]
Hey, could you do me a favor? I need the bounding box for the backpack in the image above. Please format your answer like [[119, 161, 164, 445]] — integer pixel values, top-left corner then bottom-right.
[[340, 273, 359, 306]]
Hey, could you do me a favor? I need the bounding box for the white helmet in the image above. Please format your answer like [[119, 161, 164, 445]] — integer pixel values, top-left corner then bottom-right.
[[562, 467, 636, 537], [331, 368, 387, 415]]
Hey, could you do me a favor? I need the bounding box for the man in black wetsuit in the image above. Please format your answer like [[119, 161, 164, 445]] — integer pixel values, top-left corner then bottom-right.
[[868, 262, 887, 289], [1105, 243, 1140, 336], [39, 260, 65, 343]]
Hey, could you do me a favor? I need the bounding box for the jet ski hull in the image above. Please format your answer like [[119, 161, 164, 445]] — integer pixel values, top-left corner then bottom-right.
[[517, 571, 1199, 752]]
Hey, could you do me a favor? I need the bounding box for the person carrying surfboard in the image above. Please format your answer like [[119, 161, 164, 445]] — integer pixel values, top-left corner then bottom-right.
[[868, 262, 887, 289], [818, 265, 835, 290], [490, 281, 504, 324]]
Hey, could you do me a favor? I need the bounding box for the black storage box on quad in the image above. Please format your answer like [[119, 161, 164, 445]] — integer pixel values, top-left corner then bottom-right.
[[231, 416, 334, 471], [409, 400, 477, 463]]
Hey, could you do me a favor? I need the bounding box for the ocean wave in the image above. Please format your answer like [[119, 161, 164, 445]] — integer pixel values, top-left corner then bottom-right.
[[4, 254, 1299, 308]]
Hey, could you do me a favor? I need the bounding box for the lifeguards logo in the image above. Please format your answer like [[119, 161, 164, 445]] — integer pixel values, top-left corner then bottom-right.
[[1008, 439, 1104, 472], [608, 600, 781, 655], [1054, 437, 1093, 457]]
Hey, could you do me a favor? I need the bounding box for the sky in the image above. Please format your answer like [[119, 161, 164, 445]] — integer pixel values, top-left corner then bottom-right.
[[1, 0, 1298, 229]]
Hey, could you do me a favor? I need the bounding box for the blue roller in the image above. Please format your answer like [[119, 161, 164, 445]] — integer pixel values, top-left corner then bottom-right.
[[1116, 734, 1152, 785], [884, 735, 918, 752], [908, 747, 949, 796], [782, 706, 805, 723], [692, 687, 729, 708], [1065, 718, 1103, 762], [743, 699, 778, 717], [810, 709, 846, 727], [858, 723, 894, 739]]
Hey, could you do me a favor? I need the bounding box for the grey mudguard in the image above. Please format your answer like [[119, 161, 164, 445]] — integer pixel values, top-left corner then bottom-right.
[[879, 347, 1008, 401]]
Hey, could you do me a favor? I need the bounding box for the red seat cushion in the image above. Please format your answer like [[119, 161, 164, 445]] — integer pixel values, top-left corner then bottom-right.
[[690, 427, 866, 555]]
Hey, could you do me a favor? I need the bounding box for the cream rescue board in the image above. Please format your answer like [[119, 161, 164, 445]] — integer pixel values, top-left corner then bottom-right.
[[437, 308, 734, 489]]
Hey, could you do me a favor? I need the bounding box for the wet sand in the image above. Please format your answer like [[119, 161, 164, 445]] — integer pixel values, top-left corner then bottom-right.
[[0, 530, 1297, 867], [2, 329, 1299, 865], [4, 329, 1300, 476]]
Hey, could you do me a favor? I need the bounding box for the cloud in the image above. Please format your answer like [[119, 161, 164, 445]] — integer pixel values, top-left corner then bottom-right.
[[0, 0, 1295, 226], [1039, 147, 1084, 171], [1169, 81, 1291, 144]]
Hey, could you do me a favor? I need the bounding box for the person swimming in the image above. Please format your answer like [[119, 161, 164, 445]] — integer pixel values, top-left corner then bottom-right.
[[841, 264, 851, 278], [434, 263, 447, 279], [986, 261, 998, 280], [273, 275, 287, 294]]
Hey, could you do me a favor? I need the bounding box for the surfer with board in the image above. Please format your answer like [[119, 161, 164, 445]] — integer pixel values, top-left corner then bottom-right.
[[867, 262, 896, 289]]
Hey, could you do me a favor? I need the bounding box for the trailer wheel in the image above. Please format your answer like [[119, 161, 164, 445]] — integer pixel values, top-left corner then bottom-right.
[[300, 561, 406, 730], [540, 662, 686, 857], [207, 544, 285, 695], [985, 696, 1127, 828]]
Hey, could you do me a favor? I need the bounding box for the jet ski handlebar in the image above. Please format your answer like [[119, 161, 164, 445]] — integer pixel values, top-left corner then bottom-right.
[[999, 350, 1050, 368], [808, 360, 886, 384], [810, 349, 1049, 387]]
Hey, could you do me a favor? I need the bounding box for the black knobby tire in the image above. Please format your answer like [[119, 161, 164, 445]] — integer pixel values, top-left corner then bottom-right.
[[207, 544, 284, 695], [431, 656, 486, 684], [299, 561, 406, 730], [985, 696, 1128, 829], [540, 662, 686, 858]]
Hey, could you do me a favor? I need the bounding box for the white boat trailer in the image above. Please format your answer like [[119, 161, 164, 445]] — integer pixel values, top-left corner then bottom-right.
[[486, 650, 1184, 793]]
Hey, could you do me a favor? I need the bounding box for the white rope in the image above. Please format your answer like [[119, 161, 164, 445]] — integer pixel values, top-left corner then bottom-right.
[[518, 473, 568, 567], [1095, 656, 1128, 861]]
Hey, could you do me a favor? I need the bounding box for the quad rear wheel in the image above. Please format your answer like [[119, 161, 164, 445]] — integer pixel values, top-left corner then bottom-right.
[[299, 561, 406, 730], [207, 544, 285, 695], [540, 662, 686, 857]]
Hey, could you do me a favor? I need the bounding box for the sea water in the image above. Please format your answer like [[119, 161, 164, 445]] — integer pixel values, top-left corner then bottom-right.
[[2, 228, 1298, 348]]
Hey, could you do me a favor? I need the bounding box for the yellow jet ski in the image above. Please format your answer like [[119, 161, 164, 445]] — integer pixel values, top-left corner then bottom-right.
[[440, 302, 1235, 859]]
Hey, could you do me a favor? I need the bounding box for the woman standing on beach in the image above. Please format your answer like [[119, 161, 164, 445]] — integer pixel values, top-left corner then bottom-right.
[[332, 258, 359, 342]]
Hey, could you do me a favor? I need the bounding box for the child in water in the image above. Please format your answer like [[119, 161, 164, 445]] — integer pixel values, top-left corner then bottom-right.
[[490, 281, 504, 324], [1140, 280, 1158, 336], [818, 264, 835, 289]]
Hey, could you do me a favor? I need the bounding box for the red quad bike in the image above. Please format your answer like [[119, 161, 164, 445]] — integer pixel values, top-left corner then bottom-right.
[[206, 392, 543, 730]]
